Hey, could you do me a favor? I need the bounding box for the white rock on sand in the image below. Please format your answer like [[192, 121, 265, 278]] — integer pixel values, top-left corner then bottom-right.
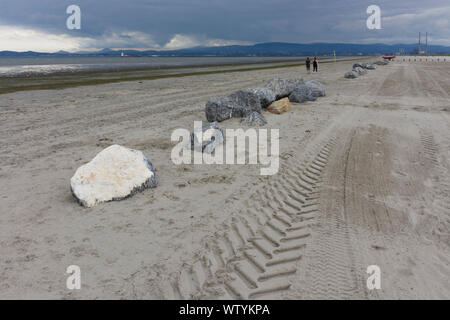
[[70, 144, 157, 207]]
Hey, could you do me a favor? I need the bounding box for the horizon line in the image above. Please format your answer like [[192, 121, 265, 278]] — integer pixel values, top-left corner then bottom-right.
[[1, 41, 449, 55]]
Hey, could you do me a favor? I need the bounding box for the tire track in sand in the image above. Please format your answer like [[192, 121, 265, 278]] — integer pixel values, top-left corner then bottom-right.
[[168, 136, 338, 299], [417, 125, 450, 245]]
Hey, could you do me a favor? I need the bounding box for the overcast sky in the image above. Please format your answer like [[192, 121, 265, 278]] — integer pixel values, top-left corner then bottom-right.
[[0, 0, 449, 52]]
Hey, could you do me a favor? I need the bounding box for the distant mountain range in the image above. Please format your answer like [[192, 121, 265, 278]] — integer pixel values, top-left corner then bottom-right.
[[1, 42, 449, 57]]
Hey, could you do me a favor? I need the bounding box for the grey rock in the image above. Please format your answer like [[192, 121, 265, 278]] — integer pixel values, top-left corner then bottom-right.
[[358, 62, 376, 70], [374, 60, 389, 65], [345, 71, 359, 79], [204, 78, 304, 122], [205, 89, 262, 122], [229, 90, 262, 113], [353, 67, 367, 76], [264, 78, 289, 100], [285, 78, 305, 90], [305, 80, 326, 97], [246, 87, 276, 108], [240, 111, 267, 126], [353, 62, 376, 69], [205, 96, 235, 122], [264, 78, 304, 100], [288, 85, 318, 103], [191, 122, 225, 154], [364, 63, 376, 70]]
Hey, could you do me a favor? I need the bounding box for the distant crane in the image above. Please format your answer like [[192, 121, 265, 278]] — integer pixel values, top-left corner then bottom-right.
[[417, 32, 429, 55], [418, 32, 421, 55]]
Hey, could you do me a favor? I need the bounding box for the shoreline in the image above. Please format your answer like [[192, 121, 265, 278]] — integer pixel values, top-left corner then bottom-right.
[[0, 57, 365, 95]]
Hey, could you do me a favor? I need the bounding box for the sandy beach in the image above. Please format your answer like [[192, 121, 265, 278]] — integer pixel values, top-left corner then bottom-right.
[[1, 58, 449, 299]]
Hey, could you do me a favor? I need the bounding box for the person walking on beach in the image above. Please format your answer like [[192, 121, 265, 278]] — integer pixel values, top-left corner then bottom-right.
[[313, 57, 318, 72], [305, 57, 311, 74]]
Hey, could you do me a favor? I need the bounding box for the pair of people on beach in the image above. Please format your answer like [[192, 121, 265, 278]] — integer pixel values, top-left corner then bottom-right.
[[305, 57, 318, 73]]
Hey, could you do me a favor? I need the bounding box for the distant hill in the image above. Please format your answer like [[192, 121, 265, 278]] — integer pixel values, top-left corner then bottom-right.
[[1, 42, 450, 57]]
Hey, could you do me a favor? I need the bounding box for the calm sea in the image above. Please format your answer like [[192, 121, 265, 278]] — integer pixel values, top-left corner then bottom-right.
[[0, 56, 304, 77]]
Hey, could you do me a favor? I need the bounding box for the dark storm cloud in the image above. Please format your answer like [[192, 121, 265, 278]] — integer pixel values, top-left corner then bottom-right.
[[0, 0, 449, 51]]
